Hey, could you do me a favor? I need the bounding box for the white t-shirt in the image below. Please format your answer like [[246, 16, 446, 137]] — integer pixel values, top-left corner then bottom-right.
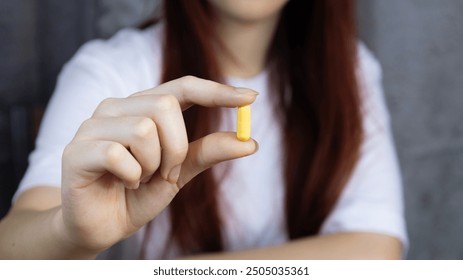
[[14, 24, 408, 259]]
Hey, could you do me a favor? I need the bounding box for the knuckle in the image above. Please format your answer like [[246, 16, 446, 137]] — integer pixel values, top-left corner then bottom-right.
[[73, 118, 104, 141], [180, 75, 198, 86], [62, 142, 81, 171], [95, 97, 118, 116], [178, 75, 200, 92], [154, 94, 178, 112], [104, 142, 126, 166], [132, 117, 157, 140], [101, 97, 118, 107], [62, 143, 76, 161], [77, 118, 96, 134], [166, 145, 189, 162]]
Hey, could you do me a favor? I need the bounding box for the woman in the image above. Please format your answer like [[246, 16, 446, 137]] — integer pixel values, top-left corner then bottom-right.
[[0, 0, 406, 259]]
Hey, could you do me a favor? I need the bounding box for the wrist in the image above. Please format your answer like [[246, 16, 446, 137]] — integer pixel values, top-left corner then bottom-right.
[[51, 207, 100, 259]]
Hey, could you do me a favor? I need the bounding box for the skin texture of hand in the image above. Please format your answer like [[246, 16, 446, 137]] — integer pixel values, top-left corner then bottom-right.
[[59, 76, 259, 253]]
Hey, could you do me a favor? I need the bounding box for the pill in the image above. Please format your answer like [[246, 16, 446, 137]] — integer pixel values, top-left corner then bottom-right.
[[236, 105, 251, 141]]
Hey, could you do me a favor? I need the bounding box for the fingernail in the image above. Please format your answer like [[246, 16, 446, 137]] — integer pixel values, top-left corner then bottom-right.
[[167, 165, 181, 184], [254, 140, 259, 153], [125, 181, 140, 190], [235, 87, 259, 96], [141, 176, 152, 184]]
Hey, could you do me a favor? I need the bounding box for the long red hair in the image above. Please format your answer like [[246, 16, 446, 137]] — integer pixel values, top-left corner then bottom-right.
[[142, 0, 362, 258]]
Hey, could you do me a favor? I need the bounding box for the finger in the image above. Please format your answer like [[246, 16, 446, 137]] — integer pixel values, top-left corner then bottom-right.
[[177, 132, 258, 188], [91, 76, 258, 183], [125, 132, 258, 227], [63, 140, 142, 190], [132, 76, 259, 110], [125, 172, 180, 227], [93, 95, 188, 183], [74, 117, 161, 183], [126, 132, 258, 225]]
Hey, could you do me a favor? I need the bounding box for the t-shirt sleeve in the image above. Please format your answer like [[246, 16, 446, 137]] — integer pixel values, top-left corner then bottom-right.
[[13, 28, 158, 202], [319, 42, 408, 251]]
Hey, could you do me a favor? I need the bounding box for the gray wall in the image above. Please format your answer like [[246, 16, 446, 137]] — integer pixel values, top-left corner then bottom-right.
[[357, 0, 463, 259], [1, 0, 462, 259], [0, 0, 101, 217]]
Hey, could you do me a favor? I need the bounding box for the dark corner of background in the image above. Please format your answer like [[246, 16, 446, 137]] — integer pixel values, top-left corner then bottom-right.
[[0, 0, 101, 218]]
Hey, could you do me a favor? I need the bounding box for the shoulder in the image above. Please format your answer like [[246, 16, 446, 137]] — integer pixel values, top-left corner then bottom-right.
[[357, 41, 382, 81], [356, 41, 390, 131], [77, 25, 161, 63]]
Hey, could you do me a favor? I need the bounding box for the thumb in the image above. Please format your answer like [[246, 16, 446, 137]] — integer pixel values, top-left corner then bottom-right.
[[177, 132, 258, 188], [125, 132, 257, 228]]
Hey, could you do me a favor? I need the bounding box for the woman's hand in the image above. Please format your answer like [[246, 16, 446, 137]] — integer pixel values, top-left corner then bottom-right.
[[60, 76, 258, 253]]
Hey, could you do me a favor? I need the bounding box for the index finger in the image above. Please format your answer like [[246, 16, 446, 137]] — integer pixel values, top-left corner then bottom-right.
[[131, 76, 258, 110]]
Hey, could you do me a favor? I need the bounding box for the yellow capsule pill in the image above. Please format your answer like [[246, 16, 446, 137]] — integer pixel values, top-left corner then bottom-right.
[[236, 105, 251, 141]]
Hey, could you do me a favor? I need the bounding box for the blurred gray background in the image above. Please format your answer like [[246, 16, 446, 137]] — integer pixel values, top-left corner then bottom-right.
[[0, 0, 462, 259]]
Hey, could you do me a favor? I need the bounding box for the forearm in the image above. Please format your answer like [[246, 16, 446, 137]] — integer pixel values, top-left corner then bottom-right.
[[187, 233, 402, 260], [0, 207, 98, 259]]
